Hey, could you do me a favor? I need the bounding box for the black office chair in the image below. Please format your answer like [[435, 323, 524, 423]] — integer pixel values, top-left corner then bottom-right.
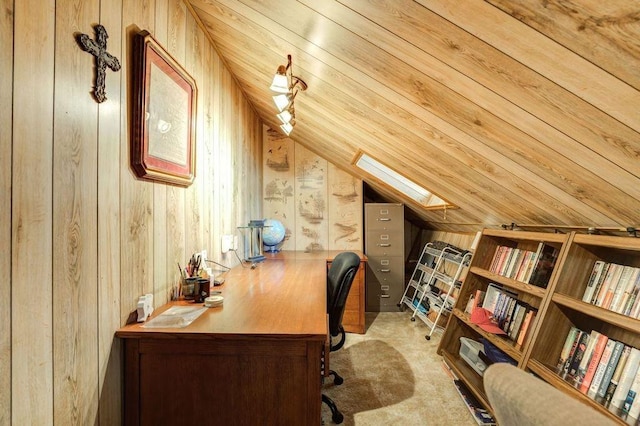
[[322, 251, 361, 424]]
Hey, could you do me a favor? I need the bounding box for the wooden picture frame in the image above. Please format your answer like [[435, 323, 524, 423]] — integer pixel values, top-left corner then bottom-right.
[[131, 30, 197, 187]]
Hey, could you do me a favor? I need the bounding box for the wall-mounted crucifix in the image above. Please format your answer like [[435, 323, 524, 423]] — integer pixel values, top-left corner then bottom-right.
[[76, 24, 121, 103]]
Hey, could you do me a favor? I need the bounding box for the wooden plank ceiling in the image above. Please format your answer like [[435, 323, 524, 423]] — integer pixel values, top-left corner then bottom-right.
[[185, 0, 640, 233]]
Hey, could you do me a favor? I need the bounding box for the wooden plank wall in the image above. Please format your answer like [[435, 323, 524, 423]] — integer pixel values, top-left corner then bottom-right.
[[0, 1, 12, 424], [2, 0, 262, 423]]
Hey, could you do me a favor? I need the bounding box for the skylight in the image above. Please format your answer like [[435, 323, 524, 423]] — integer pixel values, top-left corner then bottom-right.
[[354, 151, 453, 209]]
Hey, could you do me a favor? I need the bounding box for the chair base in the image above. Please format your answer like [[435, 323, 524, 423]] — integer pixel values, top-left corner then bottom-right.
[[322, 394, 344, 424], [329, 370, 344, 385]]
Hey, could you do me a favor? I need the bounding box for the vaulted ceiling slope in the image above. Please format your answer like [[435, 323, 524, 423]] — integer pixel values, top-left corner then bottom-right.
[[185, 0, 640, 232]]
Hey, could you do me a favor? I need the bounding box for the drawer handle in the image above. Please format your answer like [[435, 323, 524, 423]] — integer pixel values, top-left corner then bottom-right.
[[381, 294, 390, 298], [381, 285, 390, 290], [378, 269, 390, 273], [378, 218, 390, 221], [377, 243, 390, 247]]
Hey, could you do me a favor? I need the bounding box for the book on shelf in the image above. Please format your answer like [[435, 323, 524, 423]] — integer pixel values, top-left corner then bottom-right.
[[603, 345, 632, 408], [489, 245, 505, 274], [507, 302, 527, 340], [578, 331, 608, 394], [527, 243, 560, 288], [515, 308, 536, 347], [622, 367, 640, 420], [515, 251, 534, 282], [573, 330, 600, 390], [582, 261, 640, 319], [620, 268, 640, 316], [594, 340, 624, 402], [495, 246, 512, 276], [582, 260, 606, 304], [587, 338, 616, 399], [589, 262, 611, 305], [609, 266, 637, 313], [600, 264, 626, 310], [627, 273, 640, 318], [489, 245, 543, 284], [560, 329, 585, 380], [565, 331, 590, 383], [594, 263, 624, 308], [505, 248, 522, 279], [610, 347, 640, 410], [497, 296, 517, 332], [557, 326, 581, 375], [482, 283, 507, 314], [453, 379, 497, 425]]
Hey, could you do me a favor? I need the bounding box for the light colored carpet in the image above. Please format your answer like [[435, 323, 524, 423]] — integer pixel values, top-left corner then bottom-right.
[[321, 312, 477, 425]]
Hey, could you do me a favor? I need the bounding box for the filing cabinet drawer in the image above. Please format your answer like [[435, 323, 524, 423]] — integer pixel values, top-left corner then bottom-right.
[[366, 256, 404, 311], [365, 231, 404, 257], [364, 203, 403, 231]]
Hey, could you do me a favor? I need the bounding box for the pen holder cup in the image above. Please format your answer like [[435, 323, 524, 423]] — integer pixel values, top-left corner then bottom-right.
[[182, 277, 198, 300], [194, 278, 211, 303]]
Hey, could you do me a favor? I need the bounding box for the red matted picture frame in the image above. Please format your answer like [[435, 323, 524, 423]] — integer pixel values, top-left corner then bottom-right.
[[131, 30, 197, 187]]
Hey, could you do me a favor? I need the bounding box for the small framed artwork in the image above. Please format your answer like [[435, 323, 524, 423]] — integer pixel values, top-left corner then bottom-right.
[[131, 30, 197, 187]]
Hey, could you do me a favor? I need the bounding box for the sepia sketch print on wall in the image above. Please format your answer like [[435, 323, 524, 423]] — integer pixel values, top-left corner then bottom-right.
[[328, 164, 362, 251], [295, 146, 327, 251], [264, 128, 290, 172], [264, 179, 294, 204], [262, 126, 362, 252]]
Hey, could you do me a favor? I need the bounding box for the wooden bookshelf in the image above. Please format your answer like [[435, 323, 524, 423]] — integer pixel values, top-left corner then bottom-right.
[[438, 229, 640, 425]]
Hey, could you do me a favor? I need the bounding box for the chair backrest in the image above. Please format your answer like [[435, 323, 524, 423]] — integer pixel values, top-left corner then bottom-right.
[[327, 252, 361, 338]]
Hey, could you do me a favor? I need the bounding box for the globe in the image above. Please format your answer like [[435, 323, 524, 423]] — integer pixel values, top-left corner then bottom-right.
[[262, 219, 286, 252]]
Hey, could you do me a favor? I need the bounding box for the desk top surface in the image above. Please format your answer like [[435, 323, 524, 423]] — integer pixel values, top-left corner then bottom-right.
[[116, 251, 363, 340]]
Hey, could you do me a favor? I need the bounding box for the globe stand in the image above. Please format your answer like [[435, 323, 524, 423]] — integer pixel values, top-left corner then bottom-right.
[[263, 243, 281, 253], [238, 220, 267, 263]]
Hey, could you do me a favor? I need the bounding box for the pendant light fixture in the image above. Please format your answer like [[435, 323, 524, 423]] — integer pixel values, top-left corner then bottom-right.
[[269, 54, 307, 135]]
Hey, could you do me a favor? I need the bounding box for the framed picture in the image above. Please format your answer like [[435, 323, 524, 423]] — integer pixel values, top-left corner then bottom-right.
[[131, 30, 197, 187]]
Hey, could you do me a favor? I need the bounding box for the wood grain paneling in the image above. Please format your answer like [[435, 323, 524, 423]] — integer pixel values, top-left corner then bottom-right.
[[152, 0, 170, 309], [6, 0, 263, 423], [53, 1, 100, 423], [0, 0, 12, 422], [485, 0, 640, 92], [97, 2, 124, 424], [12, 0, 55, 423], [193, 1, 624, 224], [120, 0, 155, 326], [187, 0, 640, 231]]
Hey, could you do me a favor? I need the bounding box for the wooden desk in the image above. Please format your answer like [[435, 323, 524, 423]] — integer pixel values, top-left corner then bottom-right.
[[116, 252, 328, 425], [264, 250, 367, 333]]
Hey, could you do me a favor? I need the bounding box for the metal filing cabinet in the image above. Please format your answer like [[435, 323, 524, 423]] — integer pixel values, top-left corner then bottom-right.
[[365, 203, 405, 312]]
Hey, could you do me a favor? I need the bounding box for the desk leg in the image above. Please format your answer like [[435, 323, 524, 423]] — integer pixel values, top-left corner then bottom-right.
[[308, 341, 323, 423], [122, 339, 140, 426]]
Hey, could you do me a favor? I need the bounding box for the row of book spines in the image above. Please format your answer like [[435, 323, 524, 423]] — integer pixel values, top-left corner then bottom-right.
[[488, 246, 538, 282], [581, 261, 640, 319], [492, 293, 536, 346], [452, 379, 497, 425], [556, 326, 640, 420], [470, 288, 536, 347]]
